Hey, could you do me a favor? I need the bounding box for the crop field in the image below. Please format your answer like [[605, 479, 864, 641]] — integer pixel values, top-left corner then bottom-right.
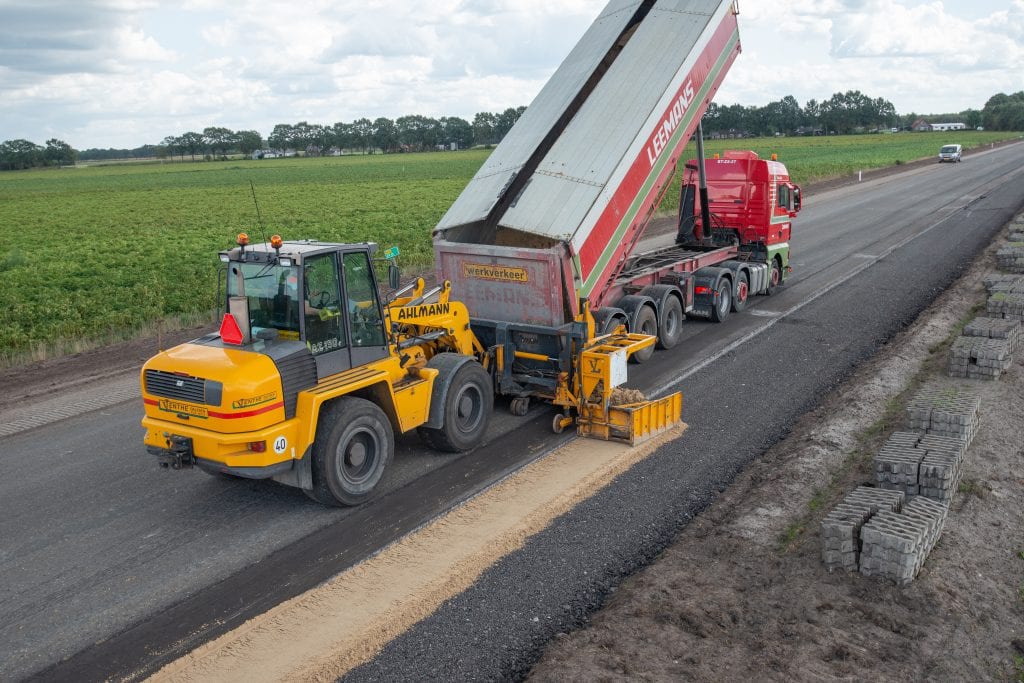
[[0, 131, 1019, 365]]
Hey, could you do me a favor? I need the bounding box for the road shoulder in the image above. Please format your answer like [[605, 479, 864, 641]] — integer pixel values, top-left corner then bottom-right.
[[527, 216, 1024, 680]]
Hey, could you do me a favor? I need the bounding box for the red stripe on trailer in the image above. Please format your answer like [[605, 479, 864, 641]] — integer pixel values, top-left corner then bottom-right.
[[577, 12, 740, 309]]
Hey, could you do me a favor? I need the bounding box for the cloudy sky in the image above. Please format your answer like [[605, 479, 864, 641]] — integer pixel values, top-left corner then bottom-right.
[[1, 0, 1021, 149]]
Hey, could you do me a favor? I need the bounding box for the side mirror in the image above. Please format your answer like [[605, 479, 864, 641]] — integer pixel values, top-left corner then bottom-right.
[[792, 187, 802, 213], [388, 264, 400, 290]]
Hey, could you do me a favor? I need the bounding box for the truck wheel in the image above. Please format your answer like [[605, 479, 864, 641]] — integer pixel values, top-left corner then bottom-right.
[[710, 278, 732, 322], [765, 258, 782, 296], [418, 362, 493, 452], [306, 397, 393, 506], [732, 271, 749, 312], [629, 306, 658, 364], [656, 296, 684, 349]]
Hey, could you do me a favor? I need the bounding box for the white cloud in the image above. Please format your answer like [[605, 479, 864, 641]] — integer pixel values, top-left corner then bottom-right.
[[2, 1, 1021, 149]]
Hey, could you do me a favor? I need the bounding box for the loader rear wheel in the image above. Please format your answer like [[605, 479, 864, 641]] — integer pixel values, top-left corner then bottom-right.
[[710, 278, 732, 323], [306, 397, 393, 507], [656, 296, 684, 350], [732, 271, 749, 313], [418, 362, 492, 452], [628, 306, 658, 364]]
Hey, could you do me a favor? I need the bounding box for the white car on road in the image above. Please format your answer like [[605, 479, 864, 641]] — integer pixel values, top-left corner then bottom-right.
[[938, 144, 962, 163]]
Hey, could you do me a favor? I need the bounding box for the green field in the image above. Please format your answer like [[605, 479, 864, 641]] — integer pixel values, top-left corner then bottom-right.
[[0, 131, 1019, 365]]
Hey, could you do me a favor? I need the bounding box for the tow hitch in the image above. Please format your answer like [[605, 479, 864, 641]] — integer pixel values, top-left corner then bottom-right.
[[149, 434, 195, 470]]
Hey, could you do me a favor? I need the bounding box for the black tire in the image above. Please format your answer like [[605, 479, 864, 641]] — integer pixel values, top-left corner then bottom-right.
[[306, 397, 393, 506], [629, 306, 658, 364], [710, 277, 732, 323], [765, 258, 782, 296], [732, 271, 749, 313], [656, 296, 684, 350], [418, 362, 493, 452]]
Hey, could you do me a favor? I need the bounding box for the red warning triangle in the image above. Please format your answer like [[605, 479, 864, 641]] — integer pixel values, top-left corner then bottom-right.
[[220, 313, 244, 345]]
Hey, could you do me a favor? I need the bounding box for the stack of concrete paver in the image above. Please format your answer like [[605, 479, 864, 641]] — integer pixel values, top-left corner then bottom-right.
[[874, 431, 966, 502], [983, 273, 1024, 293], [996, 242, 1024, 273], [905, 384, 981, 445], [947, 336, 1013, 379], [859, 496, 949, 585], [962, 316, 1022, 351], [917, 433, 967, 501], [821, 486, 904, 572], [986, 291, 1024, 321], [875, 432, 925, 495]]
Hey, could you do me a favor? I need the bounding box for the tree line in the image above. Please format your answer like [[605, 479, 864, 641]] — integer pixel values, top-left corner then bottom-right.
[[3, 91, 1022, 170]]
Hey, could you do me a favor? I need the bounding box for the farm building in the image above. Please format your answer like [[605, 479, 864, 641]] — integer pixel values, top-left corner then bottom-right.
[[911, 119, 967, 132]]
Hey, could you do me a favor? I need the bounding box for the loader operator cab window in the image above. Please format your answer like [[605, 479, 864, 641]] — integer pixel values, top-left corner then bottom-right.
[[342, 251, 388, 366], [227, 262, 301, 341], [303, 253, 347, 361]]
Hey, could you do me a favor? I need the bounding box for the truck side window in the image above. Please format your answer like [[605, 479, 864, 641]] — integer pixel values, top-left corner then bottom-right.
[[303, 253, 348, 356], [343, 252, 386, 348], [777, 184, 791, 210]]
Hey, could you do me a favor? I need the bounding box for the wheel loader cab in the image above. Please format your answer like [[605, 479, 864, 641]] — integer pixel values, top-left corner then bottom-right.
[[225, 241, 390, 378]]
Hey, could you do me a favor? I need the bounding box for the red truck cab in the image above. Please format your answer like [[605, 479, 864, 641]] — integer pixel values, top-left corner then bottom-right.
[[685, 150, 802, 248]]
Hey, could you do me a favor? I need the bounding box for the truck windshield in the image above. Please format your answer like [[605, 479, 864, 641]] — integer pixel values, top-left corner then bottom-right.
[[226, 262, 302, 339]]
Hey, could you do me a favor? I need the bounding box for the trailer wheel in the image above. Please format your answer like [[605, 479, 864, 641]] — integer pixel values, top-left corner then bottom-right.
[[765, 258, 782, 295], [628, 306, 658, 364], [418, 362, 493, 452], [306, 397, 393, 506], [656, 296, 684, 349], [710, 278, 732, 323], [732, 271, 749, 312]]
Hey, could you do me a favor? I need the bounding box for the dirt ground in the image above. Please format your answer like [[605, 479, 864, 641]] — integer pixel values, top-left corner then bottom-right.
[[528, 223, 1024, 681]]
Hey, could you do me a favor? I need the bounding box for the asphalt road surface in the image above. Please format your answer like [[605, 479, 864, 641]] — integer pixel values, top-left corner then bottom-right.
[[3, 142, 1023, 681]]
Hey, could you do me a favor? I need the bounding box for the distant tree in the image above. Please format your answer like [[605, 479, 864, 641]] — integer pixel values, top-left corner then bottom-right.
[[803, 99, 820, 127], [43, 138, 77, 166], [236, 130, 263, 155], [331, 121, 355, 150], [960, 109, 983, 129], [372, 117, 398, 153], [982, 91, 1024, 130], [178, 131, 204, 161], [351, 118, 373, 153], [472, 111, 496, 146], [202, 126, 235, 158], [439, 116, 473, 150], [267, 123, 295, 151], [0, 139, 43, 170], [494, 107, 524, 140]]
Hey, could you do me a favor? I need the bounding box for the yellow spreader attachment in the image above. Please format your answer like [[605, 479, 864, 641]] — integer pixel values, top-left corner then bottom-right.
[[568, 332, 685, 446]]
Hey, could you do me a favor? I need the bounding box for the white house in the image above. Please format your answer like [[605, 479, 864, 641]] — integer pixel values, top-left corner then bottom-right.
[[930, 122, 967, 131]]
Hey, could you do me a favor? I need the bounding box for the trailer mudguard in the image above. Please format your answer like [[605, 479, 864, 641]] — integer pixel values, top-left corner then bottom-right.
[[592, 306, 629, 335], [639, 284, 683, 316], [691, 266, 731, 316], [614, 295, 657, 333]]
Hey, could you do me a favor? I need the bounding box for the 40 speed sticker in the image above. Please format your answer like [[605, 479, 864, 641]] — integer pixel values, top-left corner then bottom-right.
[[273, 436, 288, 454]]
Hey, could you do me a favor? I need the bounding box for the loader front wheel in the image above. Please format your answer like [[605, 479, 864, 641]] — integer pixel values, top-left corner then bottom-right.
[[419, 361, 493, 452], [306, 397, 393, 506]]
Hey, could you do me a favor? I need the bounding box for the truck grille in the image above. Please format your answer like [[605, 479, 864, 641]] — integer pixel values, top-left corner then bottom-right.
[[144, 370, 222, 406]]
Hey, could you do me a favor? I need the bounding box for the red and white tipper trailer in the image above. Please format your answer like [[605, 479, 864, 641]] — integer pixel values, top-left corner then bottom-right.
[[433, 0, 801, 411]]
